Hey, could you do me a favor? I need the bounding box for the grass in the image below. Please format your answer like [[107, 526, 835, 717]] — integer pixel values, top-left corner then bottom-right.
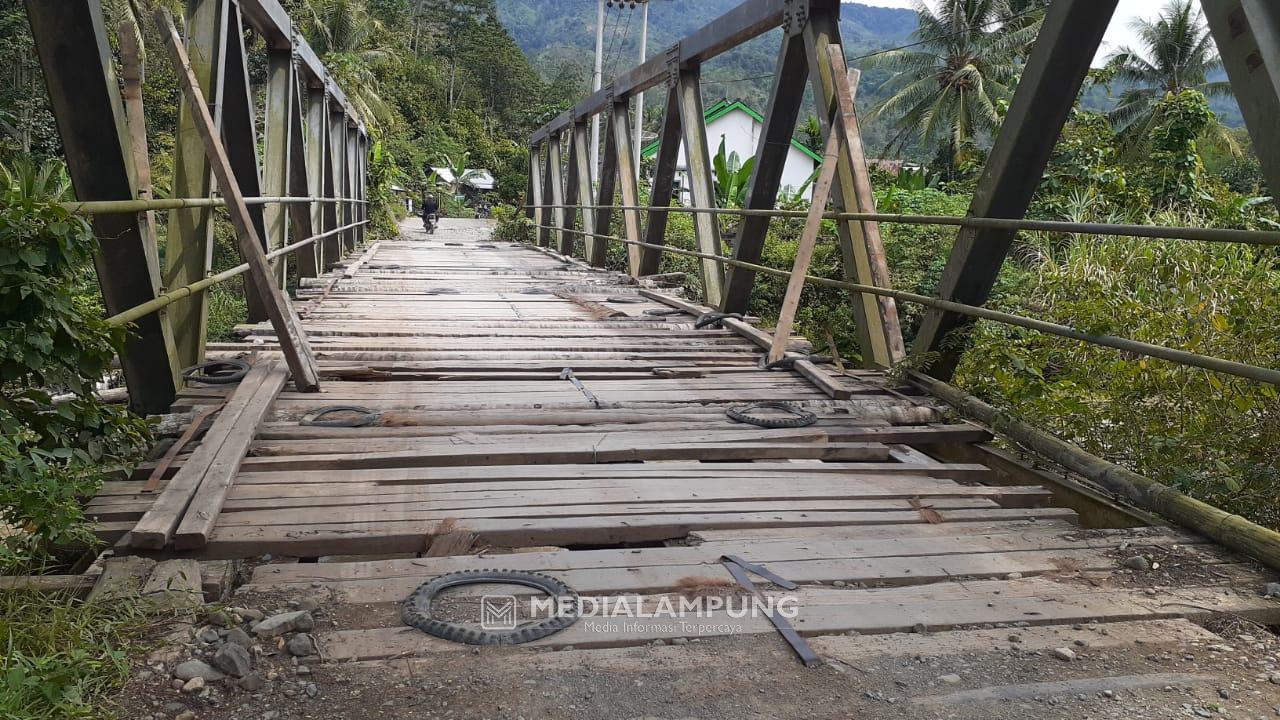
[[0, 590, 153, 719]]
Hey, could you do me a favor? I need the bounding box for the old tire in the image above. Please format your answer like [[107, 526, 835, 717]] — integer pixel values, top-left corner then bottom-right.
[[402, 569, 580, 645]]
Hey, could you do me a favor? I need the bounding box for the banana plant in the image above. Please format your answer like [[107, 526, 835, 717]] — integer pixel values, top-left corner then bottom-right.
[[712, 137, 756, 208]]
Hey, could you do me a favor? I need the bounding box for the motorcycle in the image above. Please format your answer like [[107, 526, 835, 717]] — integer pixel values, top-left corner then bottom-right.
[[422, 212, 438, 234]]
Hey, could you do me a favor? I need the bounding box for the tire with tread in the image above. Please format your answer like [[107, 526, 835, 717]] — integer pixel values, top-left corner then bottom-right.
[[402, 569, 580, 645], [726, 401, 817, 428]]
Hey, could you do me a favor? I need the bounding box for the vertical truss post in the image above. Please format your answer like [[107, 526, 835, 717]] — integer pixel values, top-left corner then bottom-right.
[[826, 46, 904, 363], [24, 0, 180, 413], [593, 108, 620, 269], [547, 133, 567, 252], [911, 0, 1118, 380], [263, 44, 293, 287], [156, 8, 319, 391], [640, 84, 682, 277], [674, 64, 726, 306], [528, 142, 545, 236], [165, 0, 228, 369], [287, 59, 319, 278], [570, 120, 596, 260], [357, 134, 368, 247], [327, 103, 348, 256], [610, 100, 644, 275], [1203, 0, 1280, 207], [311, 90, 338, 270], [221, 2, 270, 323], [345, 121, 359, 250], [722, 14, 809, 313], [802, 3, 890, 368], [117, 17, 161, 272]]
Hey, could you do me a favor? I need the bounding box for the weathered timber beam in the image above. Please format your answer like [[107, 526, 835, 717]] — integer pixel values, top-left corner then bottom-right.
[[165, 0, 229, 370], [262, 47, 293, 286], [537, 142, 554, 247], [912, 0, 1119, 380], [222, 2, 270, 323], [1203, 0, 1280, 210], [287, 64, 319, 279], [569, 120, 597, 261], [547, 134, 567, 251], [24, 0, 180, 414], [722, 22, 810, 313], [157, 7, 320, 391], [344, 121, 359, 251], [531, 0, 788, 142], [639, 85, 682, 277], [674, 65, 726, 305], [327, 107, 348, 256], [525, 143, 541, 222], [610, 100, 645, 274], [803, 7, 890, 368]]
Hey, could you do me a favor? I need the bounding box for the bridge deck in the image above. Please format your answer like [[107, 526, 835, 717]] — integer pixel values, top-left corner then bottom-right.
[[95, 219, 1278, 664]]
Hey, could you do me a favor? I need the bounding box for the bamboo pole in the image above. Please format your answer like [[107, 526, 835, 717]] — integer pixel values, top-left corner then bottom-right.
[[909, 371, 1280, 571], [527, 204, 1280, 248], [531, 223, 1280, 387]]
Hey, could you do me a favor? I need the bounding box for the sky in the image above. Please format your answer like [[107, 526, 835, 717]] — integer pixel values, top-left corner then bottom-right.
[[851, 0, 1176, 65]]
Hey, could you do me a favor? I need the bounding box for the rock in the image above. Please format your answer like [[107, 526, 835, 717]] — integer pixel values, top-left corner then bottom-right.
[[225, 627, 253, 649], [1052, 647, 1077, 662], [263, 712, 279, 720], [938, 674, 961, 684], [173, 659, 225, 682], [236, 673, 266, 692], [1269, 672, 1280, 685], [251, 610, 314, 638], [671, 637, 689, 646], [1008, 634, 1022, 643], [1005, 572, 1023, 580], [180, 677, 205, 694], [230, 607, 265, 622], [1123, 555, 1151, 571], [1264, 582, 1280, 598], [198, 628, 220, 644], [175, 712, 196, 720], [912, 623, 929, 634], [297, 596, 322, 612], [163, 702, 186, 714], [832, 580, 847, 588], [286, 633, 316, 657], [212, 644, 253, 678], [304, 682, 319, 698]]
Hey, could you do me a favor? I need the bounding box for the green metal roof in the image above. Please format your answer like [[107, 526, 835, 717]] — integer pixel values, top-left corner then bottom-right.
[[639, 99, 824, 163]]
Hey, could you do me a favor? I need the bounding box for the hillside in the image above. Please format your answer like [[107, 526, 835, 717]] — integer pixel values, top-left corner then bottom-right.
[[495, 0, 920, 157]]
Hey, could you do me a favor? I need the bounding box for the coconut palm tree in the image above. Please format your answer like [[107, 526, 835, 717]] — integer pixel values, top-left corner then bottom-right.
[[865, 0, 1040, 163], [300, 0, 393, 126], [1104, 0, 1234, 144]]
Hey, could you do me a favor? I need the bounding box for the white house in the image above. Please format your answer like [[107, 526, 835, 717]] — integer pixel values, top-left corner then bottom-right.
[[640, 99, 821, 202]]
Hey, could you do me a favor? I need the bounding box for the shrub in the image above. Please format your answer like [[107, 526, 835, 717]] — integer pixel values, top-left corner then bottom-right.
[[491, 204, 534, 244], [0, 160, 151, 571]]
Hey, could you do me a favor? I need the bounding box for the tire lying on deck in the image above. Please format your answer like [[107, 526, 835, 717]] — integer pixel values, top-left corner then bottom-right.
[[402, 569, 581, 645]]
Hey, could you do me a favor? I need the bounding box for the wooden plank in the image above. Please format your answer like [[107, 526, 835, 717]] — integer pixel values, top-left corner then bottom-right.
[[156, 8, 320, 391], [140, 558, 204, 608], [201, 507, 1079, 557], [610, 100, 645, 274], [129, 360, 279, 549], [86, 556, 156, 603], [174, 362, 288, 549], [767, 73, 846, 365], [314, 582, 1280, 657]]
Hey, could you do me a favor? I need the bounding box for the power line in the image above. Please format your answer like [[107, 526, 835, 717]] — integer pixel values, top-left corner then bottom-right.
[[610, 7, 636, 80]]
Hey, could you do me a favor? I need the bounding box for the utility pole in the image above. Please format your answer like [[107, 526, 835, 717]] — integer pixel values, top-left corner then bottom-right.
[[634, 0, 649, 171], [591, 0, 605, 172]]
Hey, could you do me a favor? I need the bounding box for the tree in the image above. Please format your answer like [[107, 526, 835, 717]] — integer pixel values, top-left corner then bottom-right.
[[866, 0, 1039, 164], [301, 0, 393, 125], [1104, 0, 1234, 146]]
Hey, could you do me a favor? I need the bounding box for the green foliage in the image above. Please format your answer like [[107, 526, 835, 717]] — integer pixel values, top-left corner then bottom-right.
[[711, 137, 755, 209], [0, 160, 151, 571], [491, 203, 534, 243], [957, 231, 1280, 529], [0, 590, 150, 719], [866, 0, 1042, 163]]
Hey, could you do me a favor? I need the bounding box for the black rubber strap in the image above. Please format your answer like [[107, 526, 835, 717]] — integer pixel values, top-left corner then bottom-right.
[[694, 312, 743, 329], [644, 308, 687, 317], [720, 556, 820, 667], [299, 405, 383, 427], [605, 296, 647, 304], [762, 354, 834, 370], [181, 360, 250, 385]]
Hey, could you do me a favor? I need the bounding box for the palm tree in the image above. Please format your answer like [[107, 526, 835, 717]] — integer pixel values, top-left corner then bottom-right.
[[1104, 0, 1234, 143], [300, 0, 393, 126], [866, 0, 1040, 163]]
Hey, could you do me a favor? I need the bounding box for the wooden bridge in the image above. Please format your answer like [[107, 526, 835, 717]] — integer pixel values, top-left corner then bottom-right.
[[18, 0, 1280, 713]]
